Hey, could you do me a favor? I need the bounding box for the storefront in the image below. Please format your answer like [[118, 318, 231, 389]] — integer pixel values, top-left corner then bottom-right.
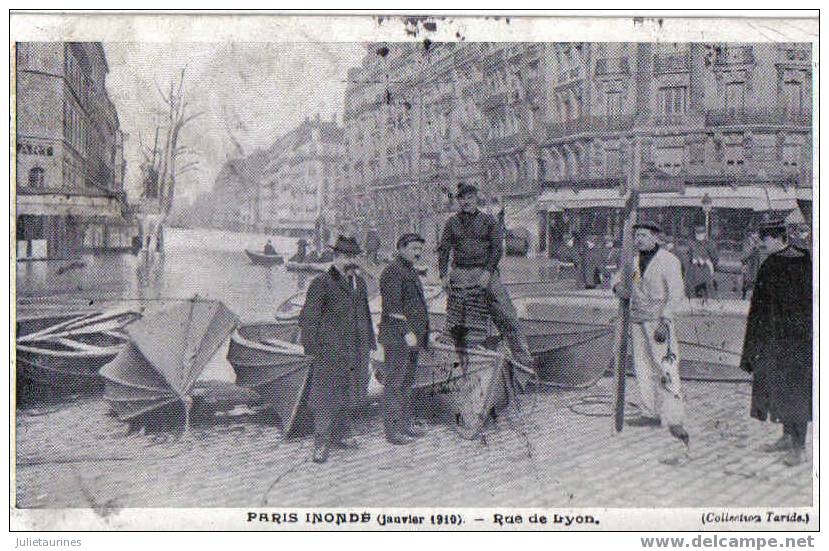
[[539, 184, 802, 254]]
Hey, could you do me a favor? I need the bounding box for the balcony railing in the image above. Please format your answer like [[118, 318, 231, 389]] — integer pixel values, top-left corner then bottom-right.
[[595, 57, 630, 77], [546, 115, 636, 139], [705, 108, 812, 127], [650, 111, 705, 127], [654, 54, 690, 74]]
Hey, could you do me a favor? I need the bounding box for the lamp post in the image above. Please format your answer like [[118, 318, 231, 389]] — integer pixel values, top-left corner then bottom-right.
[[701, 192, 712, 239]]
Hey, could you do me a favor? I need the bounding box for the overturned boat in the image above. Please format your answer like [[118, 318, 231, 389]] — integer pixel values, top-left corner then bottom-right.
[[15, 308, 141, 393], [226, 321, 314, 437], [100, 298, 240, 425]]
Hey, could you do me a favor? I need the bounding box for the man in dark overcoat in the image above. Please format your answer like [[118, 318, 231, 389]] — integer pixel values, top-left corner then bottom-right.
[[684, 225, 718, 300], [378, 233, 430, 445], [739, 219, 812, 467], [299, 235, 377, 463]]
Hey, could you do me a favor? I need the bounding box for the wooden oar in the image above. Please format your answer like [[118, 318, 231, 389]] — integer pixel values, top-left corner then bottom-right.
[[614, 138, 641, 433]]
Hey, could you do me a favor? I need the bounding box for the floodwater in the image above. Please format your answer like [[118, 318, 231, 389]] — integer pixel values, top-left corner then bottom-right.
[[15, 228, 313, 382], [14, 226, 568, 383]]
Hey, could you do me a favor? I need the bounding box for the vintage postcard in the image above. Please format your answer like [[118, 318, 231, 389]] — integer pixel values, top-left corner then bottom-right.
[[9, 11, 818, 533]]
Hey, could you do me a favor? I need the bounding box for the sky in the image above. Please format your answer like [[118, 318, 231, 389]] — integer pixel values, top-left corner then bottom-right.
[[103, 42, 365, 205]]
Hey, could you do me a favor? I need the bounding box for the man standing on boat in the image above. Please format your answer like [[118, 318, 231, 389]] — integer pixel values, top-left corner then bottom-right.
[[378, 233, 430, 445], [299, 235, 376, 464], [613, 221, 689, 445], [437, 182, 533, 368], [739, 219, 812, 467]]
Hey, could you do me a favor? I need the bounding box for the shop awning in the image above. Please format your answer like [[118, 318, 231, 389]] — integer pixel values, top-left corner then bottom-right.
[[541, 185, 800, 213], [538, 188, 626, 210], [15, 193, 124, 219]]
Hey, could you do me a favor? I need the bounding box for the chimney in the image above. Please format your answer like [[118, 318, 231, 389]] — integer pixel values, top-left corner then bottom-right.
[[331, 112, 338, 125], [315, 113, 321, 123]]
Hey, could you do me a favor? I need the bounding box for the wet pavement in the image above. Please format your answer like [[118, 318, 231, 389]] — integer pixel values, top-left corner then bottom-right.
[[14, 378, 812, 508], [13, 228, 813, 509]]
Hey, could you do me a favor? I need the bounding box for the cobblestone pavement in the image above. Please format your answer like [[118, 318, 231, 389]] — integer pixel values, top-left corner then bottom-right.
[[14, 378, 812, 509]]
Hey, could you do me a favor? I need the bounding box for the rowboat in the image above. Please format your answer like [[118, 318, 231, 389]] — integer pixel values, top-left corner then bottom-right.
[[226, 321, 314, 437], [429, 288, 750, 385], [15, 308, 141, 393], [428, 295, 614, 388], [285, 260, 332, 273], [372, 336, 527, 439], [245, 249, 284, 266]]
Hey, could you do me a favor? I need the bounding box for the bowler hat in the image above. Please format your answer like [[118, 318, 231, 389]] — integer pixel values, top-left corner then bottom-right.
[[633, 221, 661, 234], [329, 235, 362, 257], [456, 182, 478, 197], [396, 232, 425, 249]]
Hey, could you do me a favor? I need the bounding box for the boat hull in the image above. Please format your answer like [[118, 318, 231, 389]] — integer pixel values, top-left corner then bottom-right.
[[245, 249, 284, 266], [226, 322, 314, 437], [373, 339, 510, 438], [16, 309, 138, 396], [285, 260, 331, 273]]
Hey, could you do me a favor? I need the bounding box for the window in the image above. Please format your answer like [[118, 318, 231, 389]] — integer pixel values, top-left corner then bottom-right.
[[605, 91, 622, 119], [782, 144, 801, 170], [28, 167, 45, 188], [783, 80, 804, 113], [655, 146, 683, 175], [723, 143, 745, 173], [605, 148, 622, 175], [659, 86, 687, 115], [725, 82, 746, 114]]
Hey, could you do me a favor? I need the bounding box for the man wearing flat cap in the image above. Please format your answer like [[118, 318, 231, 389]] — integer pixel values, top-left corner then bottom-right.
[[300, 235, 376, 463], [613, 221, 689, 446], [378, 232, 430, 445], [437, 182, 533, 367], [740, 218, 812, 466]]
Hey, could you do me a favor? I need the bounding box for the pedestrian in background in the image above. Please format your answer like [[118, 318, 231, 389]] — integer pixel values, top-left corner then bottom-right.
[[684, 225, 717, 300], [740, 219, 812, 467], [740, 230, 764, 299], [378, 233, 430, 445], [299, 235, 376, 464]]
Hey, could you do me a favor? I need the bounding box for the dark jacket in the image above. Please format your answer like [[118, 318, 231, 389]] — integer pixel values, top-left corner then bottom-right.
[[740, 247, 812, 426], [683, 239, 718, 290], [378, 255, 429, 348], [438, 209, 504, 278], [299, 267, 377, 404]]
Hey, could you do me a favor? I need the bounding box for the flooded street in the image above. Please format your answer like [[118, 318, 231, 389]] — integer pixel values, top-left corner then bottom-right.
[[17, 227, 307, 320]]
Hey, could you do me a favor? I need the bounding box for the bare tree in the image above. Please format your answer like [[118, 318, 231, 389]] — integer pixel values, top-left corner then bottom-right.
[[146, 67, 203, 251]]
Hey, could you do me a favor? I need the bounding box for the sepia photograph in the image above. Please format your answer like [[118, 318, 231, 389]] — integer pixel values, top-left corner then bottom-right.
[[9, 11, 818, 532]]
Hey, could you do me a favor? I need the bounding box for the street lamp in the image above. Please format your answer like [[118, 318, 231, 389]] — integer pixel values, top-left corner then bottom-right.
[[701, 192, 712, 238]]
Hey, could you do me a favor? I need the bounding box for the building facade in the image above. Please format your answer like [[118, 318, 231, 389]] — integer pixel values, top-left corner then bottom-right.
[[336, 42, 812, 256], [15, 42, 134, 259], [220, 114, 343, 239]]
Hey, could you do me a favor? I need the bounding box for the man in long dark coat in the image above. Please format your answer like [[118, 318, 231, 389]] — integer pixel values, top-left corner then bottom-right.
[[300, 235, 376, 464], [684, 226, 718, 300], [739, 219, 812, 467], [378, 233, 430, 445]]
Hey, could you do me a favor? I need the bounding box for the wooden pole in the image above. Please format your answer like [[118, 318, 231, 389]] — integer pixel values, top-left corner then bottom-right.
[[614, 136, 641, 432]]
